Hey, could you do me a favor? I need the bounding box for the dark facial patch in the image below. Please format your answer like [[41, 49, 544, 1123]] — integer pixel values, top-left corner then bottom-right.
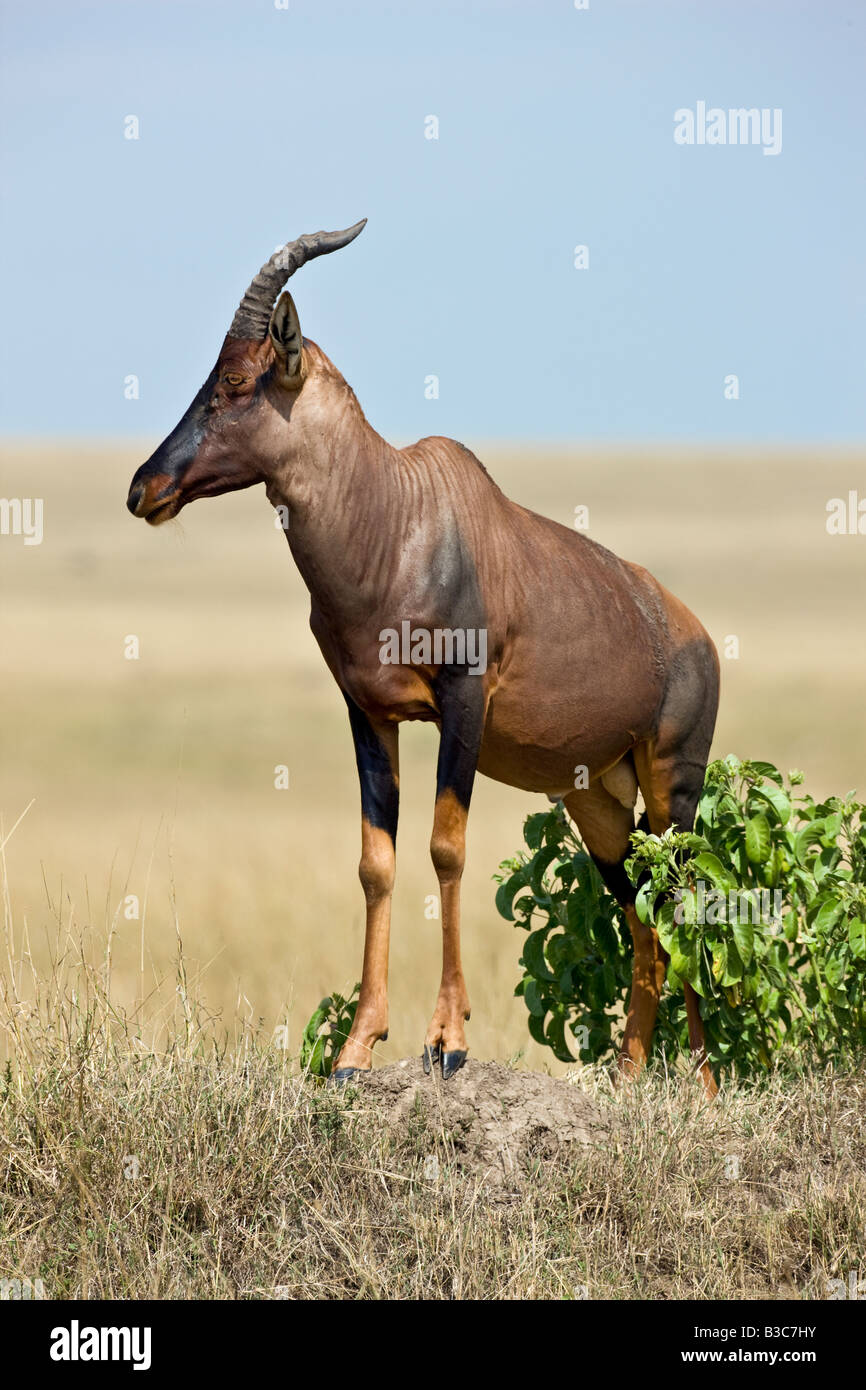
[[127, 366, 218, 513]]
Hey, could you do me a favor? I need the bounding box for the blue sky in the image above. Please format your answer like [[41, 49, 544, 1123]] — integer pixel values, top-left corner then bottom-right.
[[0, 0, 863, 441]]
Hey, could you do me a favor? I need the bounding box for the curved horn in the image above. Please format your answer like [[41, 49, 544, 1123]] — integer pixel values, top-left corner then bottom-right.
[[228, 218, 367, 340]]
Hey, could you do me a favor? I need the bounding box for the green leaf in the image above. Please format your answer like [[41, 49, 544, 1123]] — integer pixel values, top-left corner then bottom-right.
[[697, 787, 720, 827], [751, 783, 792, 826], [523, 812, 551, 851], [655, 900, 678, 953], [545, 1013, 574, 1064], [745, 813, 772, 865], [848, 919, 866, 959], [304, 1035, 320, 1075], [522, 927, 556, 983], [601, 960, 617, 1000], [668, 927, 700, 987], [732, 917, 755, 968], [717, 793, 742, 822], [590, 913, 620, 957], [824, 948, 848, 987], [527, 844, 559, 899], [495, 871, 528, 921], [527, 1012, 547, 1046], [720, 941, 744, 986], [566, 892, 591, 937], [694, 852, 737, 893], [748, 761, 784, 785], [793, 821, 826, 868], [812, 898, 843, 933], [822, 811, 843, 843], [523, 979, 546, 1017], [635, 879, 656, 926]]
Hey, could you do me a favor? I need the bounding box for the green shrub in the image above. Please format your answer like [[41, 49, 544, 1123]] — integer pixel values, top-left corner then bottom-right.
[[495, 757, 866, 1075], [299, 985, 360, 1078]]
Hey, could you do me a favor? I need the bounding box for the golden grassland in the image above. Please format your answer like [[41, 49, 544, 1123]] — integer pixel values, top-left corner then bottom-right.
[[1, 440, 865, 1071]]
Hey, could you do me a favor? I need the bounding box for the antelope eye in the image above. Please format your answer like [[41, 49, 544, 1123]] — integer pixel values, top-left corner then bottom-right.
[[224, 373, 246, 387]]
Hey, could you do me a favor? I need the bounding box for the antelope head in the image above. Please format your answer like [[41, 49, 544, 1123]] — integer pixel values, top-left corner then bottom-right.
[[126, 219, 366, 524]]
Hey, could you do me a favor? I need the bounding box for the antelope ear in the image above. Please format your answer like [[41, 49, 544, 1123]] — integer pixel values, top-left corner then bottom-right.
[[268, 292, 304, 381]]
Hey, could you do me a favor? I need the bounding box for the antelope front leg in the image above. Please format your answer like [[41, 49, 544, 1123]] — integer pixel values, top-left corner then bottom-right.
[[332, 699, 399, 1081], [423, 672, 486, 1080]]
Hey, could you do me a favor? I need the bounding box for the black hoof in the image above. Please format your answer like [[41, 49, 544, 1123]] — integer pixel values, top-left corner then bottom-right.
[[329, 1066, 364, 1086], [441, 1050, 467, 1080], [422, 1046, 466, 1079]]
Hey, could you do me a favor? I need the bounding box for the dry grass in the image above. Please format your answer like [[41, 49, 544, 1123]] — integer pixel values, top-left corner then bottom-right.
[[2, 1002, 863, 1302], [1, 861, 864, 1302]]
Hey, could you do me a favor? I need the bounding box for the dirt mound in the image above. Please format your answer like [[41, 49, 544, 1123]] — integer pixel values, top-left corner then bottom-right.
[[353, 1057, 611, 1187]]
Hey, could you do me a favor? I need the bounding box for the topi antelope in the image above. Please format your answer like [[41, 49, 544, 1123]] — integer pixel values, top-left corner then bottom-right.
[[127, 220, 720, 1093]]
